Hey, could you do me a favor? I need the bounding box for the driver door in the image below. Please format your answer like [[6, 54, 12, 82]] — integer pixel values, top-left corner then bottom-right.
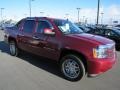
[[32, 20, 60, 60]]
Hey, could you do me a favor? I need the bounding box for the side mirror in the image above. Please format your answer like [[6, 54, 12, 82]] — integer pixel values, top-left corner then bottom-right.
[[44, 28, 55, 36]]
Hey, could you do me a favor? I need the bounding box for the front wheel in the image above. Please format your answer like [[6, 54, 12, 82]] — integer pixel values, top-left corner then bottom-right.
[[9, 41, 19, 56], [60, 55, 85, 81]]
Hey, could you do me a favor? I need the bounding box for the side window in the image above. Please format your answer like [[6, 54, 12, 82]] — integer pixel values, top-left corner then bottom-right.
[[23, 20, 35, 33], [105, 29, 111, 36], [95, 28, 104, 35], [94, 29, 100, 34], [87, 28, 95, 33], [16, 20, 23, 28], [36, 21, 52, 33], [110, 31, 118, 37]]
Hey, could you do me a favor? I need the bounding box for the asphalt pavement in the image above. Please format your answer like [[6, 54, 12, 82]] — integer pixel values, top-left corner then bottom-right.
[[0, 30, 120, 90]]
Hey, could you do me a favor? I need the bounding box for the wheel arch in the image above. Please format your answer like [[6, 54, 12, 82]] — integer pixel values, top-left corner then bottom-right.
[[59, 48, 88, 73], [8, 37, 17, 44]]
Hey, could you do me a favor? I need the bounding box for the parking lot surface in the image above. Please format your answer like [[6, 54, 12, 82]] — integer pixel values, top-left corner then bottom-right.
[[0, 30, 120, 90]]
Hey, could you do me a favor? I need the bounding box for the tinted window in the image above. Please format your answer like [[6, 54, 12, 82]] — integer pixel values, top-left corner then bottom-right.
[[36, 21, 51, 33], [114, 29, 120, 35], [16, 20, 23, 28], [87, 28, 95, 33], [94, 28, 104, 35], [105, 29, 112, 36], [105, 29, 118, 36], [23, 20, 35, 33], [110, 31, 118, 36]]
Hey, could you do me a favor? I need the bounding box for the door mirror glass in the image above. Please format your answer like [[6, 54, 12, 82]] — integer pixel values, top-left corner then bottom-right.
[[44, 28, 55, 36]]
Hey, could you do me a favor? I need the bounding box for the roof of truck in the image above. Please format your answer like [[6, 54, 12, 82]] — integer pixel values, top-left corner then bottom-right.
[[25, 17, 64, 21]]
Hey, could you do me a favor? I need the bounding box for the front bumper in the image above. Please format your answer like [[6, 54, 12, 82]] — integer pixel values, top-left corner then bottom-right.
[[87, 57, 116, 77]]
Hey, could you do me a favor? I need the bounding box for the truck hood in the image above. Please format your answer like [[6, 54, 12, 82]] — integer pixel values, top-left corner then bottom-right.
[[66, 33, 114, 45]]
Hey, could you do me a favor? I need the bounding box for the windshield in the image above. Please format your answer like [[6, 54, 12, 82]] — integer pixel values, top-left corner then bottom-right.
[[54, 19, 83, 34]]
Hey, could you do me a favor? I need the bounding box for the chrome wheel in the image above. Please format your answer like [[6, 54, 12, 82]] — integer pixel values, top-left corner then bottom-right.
[[60, 55, 85, 81], [62, 59, 80, 79]]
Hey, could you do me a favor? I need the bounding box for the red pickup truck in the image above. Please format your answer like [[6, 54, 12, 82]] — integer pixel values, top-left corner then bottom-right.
[[4, 17, 116, 81]]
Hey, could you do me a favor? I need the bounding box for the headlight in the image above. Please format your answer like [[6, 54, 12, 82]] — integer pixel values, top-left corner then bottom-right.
[[93, 44, 115, 59]]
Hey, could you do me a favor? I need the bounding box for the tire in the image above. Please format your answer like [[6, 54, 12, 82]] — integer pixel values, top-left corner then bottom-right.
[[9, 41, 19, 56], [60, 54, 85, 81]]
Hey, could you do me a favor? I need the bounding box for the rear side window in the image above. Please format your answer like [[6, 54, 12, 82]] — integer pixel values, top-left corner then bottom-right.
[[16, 20, 22, 28], [15, 20, 24, 30], [94, 28, 104, 35], [105, 29, 118, 36], [36, 21, 52, 33], [23, 20, 35, 33]]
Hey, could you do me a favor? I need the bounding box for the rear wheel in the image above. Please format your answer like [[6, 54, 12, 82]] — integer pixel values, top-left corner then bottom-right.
[[60, 54, 85, 81], [9, 41, 19, 56]]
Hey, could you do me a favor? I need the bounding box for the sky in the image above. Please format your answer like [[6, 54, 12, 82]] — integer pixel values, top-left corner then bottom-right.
[[0, 0, 120, 24]]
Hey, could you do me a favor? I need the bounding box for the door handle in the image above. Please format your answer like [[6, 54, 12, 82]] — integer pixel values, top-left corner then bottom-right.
[[18, 34, 24, 36], [32, 36, 40, 40]]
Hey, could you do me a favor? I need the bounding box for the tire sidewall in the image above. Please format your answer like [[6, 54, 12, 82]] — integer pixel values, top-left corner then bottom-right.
[[9, 41, 18, 56], [60, 54, 85, 81]]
